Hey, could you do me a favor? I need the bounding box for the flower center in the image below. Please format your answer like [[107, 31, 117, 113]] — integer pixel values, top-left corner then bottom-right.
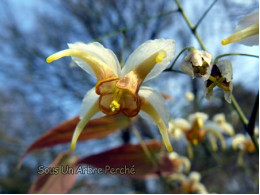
[[192, 60, 209, 75], [207, 75, 230, 92], [109, 89, 123, 112]]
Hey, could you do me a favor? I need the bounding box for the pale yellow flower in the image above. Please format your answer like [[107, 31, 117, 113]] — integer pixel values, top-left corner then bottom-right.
[[213, 113, 235, 136], [222, 10, 259, 46], [168, 152, 191, 173], [181, 48, 213, 80], [232, 133, 258, 165], [167, 171, 208, 194], [47, 39, 176, 152], [168, 112, 226, 158], [205, 60, 233, 103]]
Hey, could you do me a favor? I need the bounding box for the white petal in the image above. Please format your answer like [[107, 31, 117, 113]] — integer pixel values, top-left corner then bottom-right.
[[122, 39, 175, 81], [71, 100, 100, 150], [181, 61, 195, 78], [173, 118, 191, 130], [236, 10, 259, 31], [224, 86, 233, 103], [138, 87, 173, 152], [213, 113, 226, 123], [239, 35, 259, 46], [235, 10, 259, 46], [188, 112, 208, 124], [79, 87, 100, 119], [232, 134, 246, 150], [68, 42, 121, 77], [216, 60, 233, 82], [189, 171, 201, 182], [138, 87, 169, 126]]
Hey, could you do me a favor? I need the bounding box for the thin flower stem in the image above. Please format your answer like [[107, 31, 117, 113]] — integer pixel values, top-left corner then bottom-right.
[[231, 95, 249, 126], [165, 47, 193, 71], [194, 0, 218, 30], [131, 125, 158, 169], [214, 53, 259, 63], [231, 94, 259, 151], [174, 0, 207, 51]]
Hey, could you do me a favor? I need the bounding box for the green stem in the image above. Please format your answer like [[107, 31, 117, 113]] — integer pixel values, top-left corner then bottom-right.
[[194, 0, 218, 30], [131, 125, 158, 169], [174, 0, 207, 51], [214, 53, 259, 63], [231, 95, 249, 126], [231, 94, 259, 151], [165, 47, 193, 71]]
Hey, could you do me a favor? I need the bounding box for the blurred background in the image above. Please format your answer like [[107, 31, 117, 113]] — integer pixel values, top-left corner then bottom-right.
[[0, 0, 258, 193]]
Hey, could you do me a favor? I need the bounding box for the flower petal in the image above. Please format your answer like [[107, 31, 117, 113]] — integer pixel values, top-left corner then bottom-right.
[[68, 42, 121, 76], [232, 134, 246, 150], [71, 99, 100, 150], [188, 112, 208, 125], [216, 60, 233, 103], [46, 42, 120, 80], [181, 49, 213, 80], [237, 10, 259, 29], [80, 87, 100, 119], [122, 39, 175, 81], [221, 23, 259, 46], [172, 118, 191, 131], [222, 10, 259, 46], [138, 87, 173, 152]]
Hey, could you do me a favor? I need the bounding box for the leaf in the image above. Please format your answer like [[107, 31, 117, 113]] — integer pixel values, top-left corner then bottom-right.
[[77, 140, 176, 178], [20, 114, 135, 165], [29, 151, 78, 194]]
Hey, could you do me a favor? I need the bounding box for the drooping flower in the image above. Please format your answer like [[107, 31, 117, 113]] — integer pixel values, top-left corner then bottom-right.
[[167, 171, 208, 194], [46, 39, 175, 152], [168, 112, 226, 158], [221, 10, 259, 46], [232, 132, 258, 165], [168, 152, 191, 173], [213, 113, 234, 136], [181, 48, 213, 80], [205, 60, 233, 103]]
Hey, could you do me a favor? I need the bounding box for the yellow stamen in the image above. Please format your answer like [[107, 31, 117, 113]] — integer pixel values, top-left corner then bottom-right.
[[217, 83, 230, 91], [221, 23, 259, 45], [109, 89, 123, 112], [156, 50, 167, 63], [209, 76, 217, 82], [196, 117, 203, 129], [110, 100, 120, 112], [192, 139, 198, 145], [207, 82, 217, 92]]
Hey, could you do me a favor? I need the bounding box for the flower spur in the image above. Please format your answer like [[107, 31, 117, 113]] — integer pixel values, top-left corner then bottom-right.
[[47, 39, 175, 152]]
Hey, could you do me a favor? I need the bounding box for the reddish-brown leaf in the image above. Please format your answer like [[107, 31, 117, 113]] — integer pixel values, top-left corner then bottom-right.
[[29, 151, 78, 194], [20, 114, 135, 164], [77, 140, 177, 178]]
